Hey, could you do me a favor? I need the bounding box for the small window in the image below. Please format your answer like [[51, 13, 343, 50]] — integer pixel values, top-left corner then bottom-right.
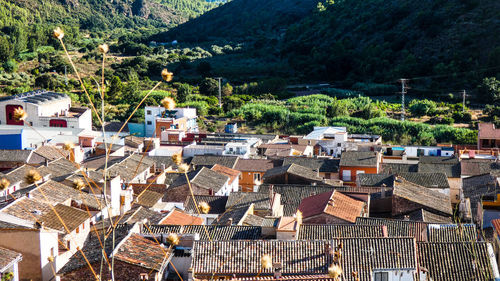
[[337, 143, 341, 147], [254, 173, 261, 181], [161, 126, 166, 131], [374, 272, 388, 281], [147, 121, 152, 125], [76, 226, 79, 234], [146, 110, 152, 115]]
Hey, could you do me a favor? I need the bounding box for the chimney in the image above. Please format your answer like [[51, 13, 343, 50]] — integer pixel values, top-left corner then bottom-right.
[[44, 159, 49, 167], [269, 185, 274, 205], [227, 218, 233, 225]]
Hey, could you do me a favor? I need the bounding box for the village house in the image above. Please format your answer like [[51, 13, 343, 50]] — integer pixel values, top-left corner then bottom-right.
[[298, 190, 366, 224], [478, 122, 500, 150], [183, 195, 228, 225], [234, 159, 276, 192], [0, 246, 22, 281], [339, 151, 380, 184], [263, 163, 324, 185], [166, 167, 231, 202]]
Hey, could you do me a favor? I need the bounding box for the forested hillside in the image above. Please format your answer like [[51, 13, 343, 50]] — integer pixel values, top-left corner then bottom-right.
[[0, 0, 221, 64], [157, 0, 320, 42], [283, 0, 500, 91]]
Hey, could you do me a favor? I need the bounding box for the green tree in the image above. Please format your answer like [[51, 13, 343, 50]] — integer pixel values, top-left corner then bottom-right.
[[197, 61, 212, 76], [409, 99, 437, 117], [222, 82, 233, 96], [478, 77, 500, 102], [199, 78, 219, 96], [175, 83, 193, 103], [107, 76, 124, 103]]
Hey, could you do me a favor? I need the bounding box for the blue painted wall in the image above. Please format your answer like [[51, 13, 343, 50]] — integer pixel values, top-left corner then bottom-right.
[[0, 133, 23, 149]]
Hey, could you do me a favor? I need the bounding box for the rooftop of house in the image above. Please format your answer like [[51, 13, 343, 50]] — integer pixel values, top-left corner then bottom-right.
[[400, 209, 453, 224], [380, 162, 418, 173], [282, 157, 340, 173], [418, 156, 461, 178], [392, 179, 453, 215], [226, 192, 273, 210], [263, 164, 323, 182], [37, 203, 89, 233], [1, 197, 53, 223], [339, 151, 378, 167], [418, 241, 496, 281], [144, 225, 262, 240], [184, 195, 228, 214], [356, 217, 430, 241], [297, 224, 386, 239], [242, 214, 278, 228], [119, 206, 166, 225], [0, 149, 33, 163], [191, 167, 230, 192], [58, 225, 133, 274], [211, 164, 240, 185], [33, 145, 70, 161], [298, 190, 365, 223], [190, 155, 239, 169], [214, 205, 252, 226], [0, 90, 68, 105], [478, 122, 500, 139], [303, 126, 346, 140], [0, 246, 22, 272], [427, 224, 477, 242], [357, 173, 394, 187], [4, 165, 51, 189], [101, 121, 130, 133], [192, 238, 417, 280], [38, 157, 79, 182], [461, 159, 500, 177], [99, 154, 155, 182], [113, 233, 171, 272], [234, 159, 276, 172], [358, 172, 450, 189], [158, 209, 203, 226], [135, 190, 163, 208], [258, 184, 335, 216]]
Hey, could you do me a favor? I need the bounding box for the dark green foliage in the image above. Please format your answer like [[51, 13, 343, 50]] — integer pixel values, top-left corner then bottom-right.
[[478, 77, 500, 102], [174, 82, 194, 103], [199, 78, 219, 96], [409, 99, 437, 117]]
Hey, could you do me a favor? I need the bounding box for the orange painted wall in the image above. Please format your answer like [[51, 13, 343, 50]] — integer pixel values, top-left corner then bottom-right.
[[239, 171, 265, 192], [339, 166, 378, 185]]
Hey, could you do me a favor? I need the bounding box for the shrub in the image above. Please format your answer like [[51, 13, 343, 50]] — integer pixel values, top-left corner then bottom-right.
[[409, 99, 437, 116]]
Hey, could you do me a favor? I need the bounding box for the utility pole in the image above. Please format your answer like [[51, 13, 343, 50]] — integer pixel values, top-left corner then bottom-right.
[[462, 90, 466, 112], [399, 79, 409, 121], [216, 77, 222, 109]]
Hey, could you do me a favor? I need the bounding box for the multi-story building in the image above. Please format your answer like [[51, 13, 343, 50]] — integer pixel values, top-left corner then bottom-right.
[[0, 90, 91, 130], [144, 106, 197, 138]]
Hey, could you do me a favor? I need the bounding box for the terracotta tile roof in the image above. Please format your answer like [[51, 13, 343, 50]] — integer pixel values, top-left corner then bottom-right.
[[184, 195, 227, 214], [34, 145, 70, 161], [282, 157, 339, 173], [356, 217, 429, 241], [258, 184, 335, 216], [234, 159, 275, 172], [58, 225, 132, 274], [159, 209, 203, 225], [380, 163, 418, 173], [400, 209, 453, 224], [259, 144, 308, 152], [277, 216, 298, 232], [0, 246, 22, 272], [492, 219, 500, 236], [100, 154, 155, 182], [144, 225, 261, 240], [461, 159, 500, 177], [136, 190, 163, 208], [418, 156, 461, 178], [1, 197, 53, 223], [340, 151, 378, 167], [297, 224, 386, 239], [226, 192, 272, 210], [242, 214, 278, 228], [114, 234, 171, 271], [263, 164, 323, 182], [213, 275, 336, 281], [214, 205, 252, 226], [0, 149, 32, 162], [38, 203, 89, 233], [28, 180, 103, 210], [427, 224, 477, 242], [392, 179, 453, 215], [478, 122, 500, 139], [418, 242, 496, 281], [5, 165, 51, 189], [357, 174, 394, 187], [190, 155, 239, 169], [192, 238, 417, 279], [298, 190, 365, 223], [192, 167, 230, 191], [211, 164, 240, 185]]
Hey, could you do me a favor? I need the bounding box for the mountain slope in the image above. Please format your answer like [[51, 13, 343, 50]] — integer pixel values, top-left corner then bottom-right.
[[282, 0, 500, 90], [156, 0, 321, 42]]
